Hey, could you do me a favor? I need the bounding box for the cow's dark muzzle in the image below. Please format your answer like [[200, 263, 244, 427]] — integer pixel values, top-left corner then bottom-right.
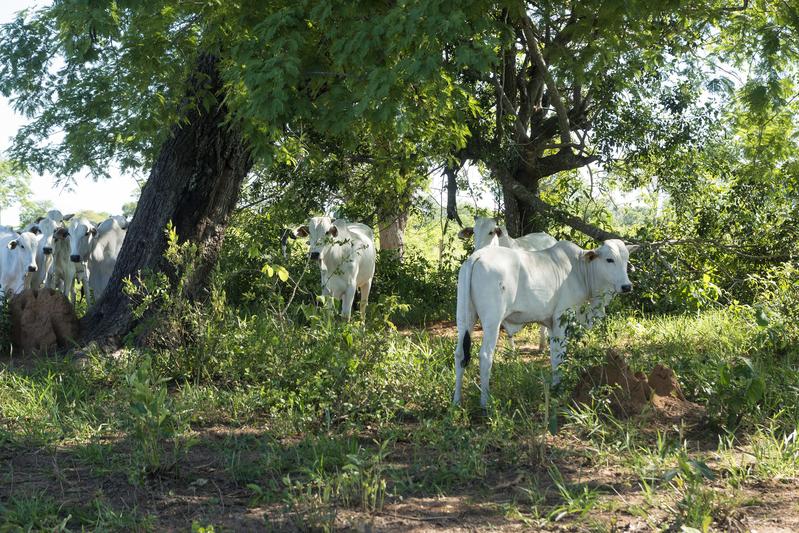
[[621, 284, 632, 293], [43, 247, 53, 255], [309, 251, 320, 261], [70, 254, 81, 263]]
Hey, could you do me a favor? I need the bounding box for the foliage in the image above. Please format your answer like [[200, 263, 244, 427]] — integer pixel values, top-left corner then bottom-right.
[[0, 160, 31, 225], [122, 356, 190, 484], [0, 292, 10, 357], [17, 198, 54, 227]]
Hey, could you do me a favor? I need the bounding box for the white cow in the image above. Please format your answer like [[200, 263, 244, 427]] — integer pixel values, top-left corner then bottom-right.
[[60, 217, 97, 303], [85, 217, 126, 304], [25, 216, 61, 289], [48, 226, 83, 303], [458, 217, 558, 350], [292, 217, 376, 320], [458, 217, 557, 252], [453, 239, 638, 407], [0, 230, 43, 296]]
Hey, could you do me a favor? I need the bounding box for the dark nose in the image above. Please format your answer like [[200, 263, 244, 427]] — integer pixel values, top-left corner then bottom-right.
[[43, 247, 53, 255], [70, 254, 81, 262], [621, 284, 632, 293], [28, 266, 37, 272], [309, 251, 320, 261]]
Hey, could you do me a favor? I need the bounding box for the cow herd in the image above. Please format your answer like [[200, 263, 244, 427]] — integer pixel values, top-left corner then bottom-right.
[[0, 209, 128, 307], [2, 208, 638, 408], [288, 215, 638, 408]]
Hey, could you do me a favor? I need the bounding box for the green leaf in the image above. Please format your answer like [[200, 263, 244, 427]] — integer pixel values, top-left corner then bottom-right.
[[755, 308, 770, 327], [275, 265, 289, 282]]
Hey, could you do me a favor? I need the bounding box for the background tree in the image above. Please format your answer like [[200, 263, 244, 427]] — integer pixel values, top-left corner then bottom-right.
[[2, 0, 798, 343], [0, 161, 31, 226], [18, 198, 53, 228]]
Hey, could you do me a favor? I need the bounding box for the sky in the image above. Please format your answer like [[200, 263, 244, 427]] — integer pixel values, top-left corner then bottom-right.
[[0, 0, 141, 227]]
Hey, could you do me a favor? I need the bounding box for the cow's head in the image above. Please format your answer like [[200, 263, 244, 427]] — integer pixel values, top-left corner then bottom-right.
[[68, 218, 97, 263], [7, 231, 43, 273], [457, 217, 504, 250], [585, 239, 639, 294], [35, 217, 59, 256], [294, 216, 339, 262]]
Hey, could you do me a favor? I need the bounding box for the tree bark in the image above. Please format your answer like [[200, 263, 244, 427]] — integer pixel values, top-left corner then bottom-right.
[[378, 210, 409, 259], [444, 162, 463, 227], [80, 54, 253, 345]]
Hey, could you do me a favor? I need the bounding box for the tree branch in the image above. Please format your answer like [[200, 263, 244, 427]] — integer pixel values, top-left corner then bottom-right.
[[444, 162, 464, 227], [505, 177, 628, 242], [520, 14, 571, 147], [490, 76, 530, 142]]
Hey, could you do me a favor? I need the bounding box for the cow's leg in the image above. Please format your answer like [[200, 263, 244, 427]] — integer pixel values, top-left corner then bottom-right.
[[358, 279, 372, 319], [341, 285, 356, 321], [502, 322, 523, 351], [479, 321, 501, 409], [549, 313, 568, 385], [538, 325, 548, 353]]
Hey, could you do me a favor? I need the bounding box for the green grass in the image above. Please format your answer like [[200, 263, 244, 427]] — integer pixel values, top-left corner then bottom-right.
[[1, 305, 798, 530]]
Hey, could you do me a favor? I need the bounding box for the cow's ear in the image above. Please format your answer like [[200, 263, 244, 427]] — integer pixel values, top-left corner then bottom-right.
[[63, 213, 74, 221], [457, 227, 474, 239], [494, 227, 503, 237], [626, 244, 640, 254], [295, 225, 309, 238], [88, 226, 97, 236], [585, 250, 599, 261], [29, 225, 41, 235], [7, 240, 18, 250], [329, 226, 338, 237]]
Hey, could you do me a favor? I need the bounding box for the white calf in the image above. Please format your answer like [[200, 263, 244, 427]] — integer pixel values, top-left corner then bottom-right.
[[292, 217, 376, 320], [453, 239, 638, 407]]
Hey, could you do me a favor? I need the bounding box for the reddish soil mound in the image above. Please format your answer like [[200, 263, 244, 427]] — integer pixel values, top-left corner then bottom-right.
[[572, 350, 704, 423], [572, 350, 652, 417], [9, 288, 79, 356], [648, 363, 686, 400]]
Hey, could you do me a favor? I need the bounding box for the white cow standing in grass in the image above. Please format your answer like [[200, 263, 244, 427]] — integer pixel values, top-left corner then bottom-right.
[[48, 226, 83, 303], [453, 239, 638, 407], [60, 217, 97, 303], [25, 215, 62, 289], [86, 217, 127, 304], [458, 216, 558, 351], [291, 217, 375, 320], [0, 229, 43, 297]]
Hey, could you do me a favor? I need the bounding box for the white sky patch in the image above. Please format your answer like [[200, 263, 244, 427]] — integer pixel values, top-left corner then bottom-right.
[[0, 0, 142, 226]]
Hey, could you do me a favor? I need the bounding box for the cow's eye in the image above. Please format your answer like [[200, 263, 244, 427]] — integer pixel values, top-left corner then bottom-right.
[[606, 258, 614, 263]]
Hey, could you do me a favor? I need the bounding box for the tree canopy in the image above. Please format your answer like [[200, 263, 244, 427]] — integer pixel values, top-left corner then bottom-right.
[[1, 0, 798, 323]]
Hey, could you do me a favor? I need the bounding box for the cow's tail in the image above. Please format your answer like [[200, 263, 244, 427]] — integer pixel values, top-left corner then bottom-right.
[[455, 255, 478, 368]]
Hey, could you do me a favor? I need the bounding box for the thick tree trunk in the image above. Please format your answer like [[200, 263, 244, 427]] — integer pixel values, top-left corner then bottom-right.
[[378, 210, 408, 258], [80, 54, 253, 345], [500, 167, 546, 238]]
